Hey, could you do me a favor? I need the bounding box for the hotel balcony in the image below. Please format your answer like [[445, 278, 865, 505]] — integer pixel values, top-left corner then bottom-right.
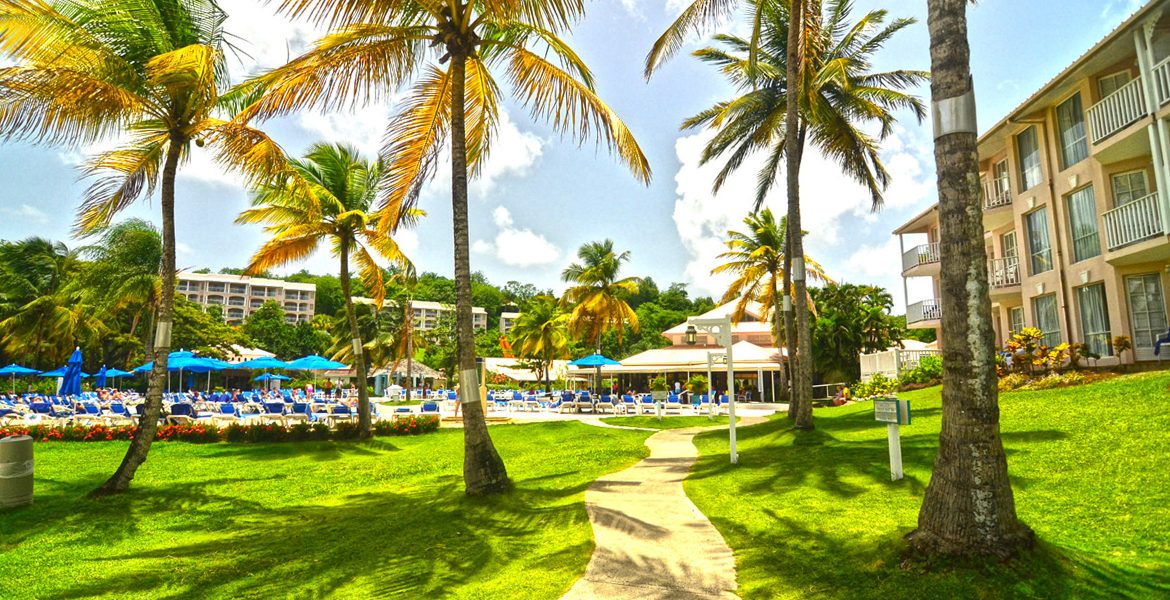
[[901, 242, 940, 277], [988, 256, 1022, 297], [1153, 57, 1170, 107], [1103, 192, 1170, 264], [982, 179, 1014, 230], [906, 299, 941, 328], [1087, 76, 1147, 145]]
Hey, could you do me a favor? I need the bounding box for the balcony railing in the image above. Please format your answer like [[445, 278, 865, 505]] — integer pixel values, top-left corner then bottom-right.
[[1103, 192, 1164, 250], [901, 242, 940, 272], [1087, 76, 1146, 143], [1154, 57, 1170, 106], [988, 256, 1021, 289], [906, 299, 941, 324], [983, 179, 1011, 209]]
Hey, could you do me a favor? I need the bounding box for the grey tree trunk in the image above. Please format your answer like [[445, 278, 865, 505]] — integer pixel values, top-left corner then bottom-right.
[[91, 136, 181, 496], [771, 270, 790, 403], [450, 52, 509, 496], [906, 0, 1033, 558], [339, 241, 372, 438], [785, 0, 814, 430]]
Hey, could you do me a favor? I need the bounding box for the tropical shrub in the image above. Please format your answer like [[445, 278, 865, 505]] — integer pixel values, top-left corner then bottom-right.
[[155, 424, 220, 443], [997, 373, 1029, 392], [849, 374, 898, 399], [2, 417, 442, 443], [373, 415, 440, 436], [686, 374, 709, 395], [899, 355, 942, 386]]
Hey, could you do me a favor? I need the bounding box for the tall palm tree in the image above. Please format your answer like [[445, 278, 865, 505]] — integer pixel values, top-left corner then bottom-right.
[[560, 240, 641, 352], [906, 0, 1033, 558], [711, 209, 828, 402], [240, 1, 651, 495], [509, 295, 570, 392], [0, 238, 101, 370], [0, 0, 290, 496], [238, 143, 415, 439], [681, 0, 927, 429]]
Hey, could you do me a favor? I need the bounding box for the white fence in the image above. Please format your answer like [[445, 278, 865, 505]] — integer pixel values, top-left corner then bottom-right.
[[859, 349, 942, 381], [1086, 76, 1146, 143], [1103, 192, 1164, 250]]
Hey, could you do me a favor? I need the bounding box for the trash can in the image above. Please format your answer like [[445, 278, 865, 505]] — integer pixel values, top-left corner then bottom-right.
[[0, 436, 33, 508]]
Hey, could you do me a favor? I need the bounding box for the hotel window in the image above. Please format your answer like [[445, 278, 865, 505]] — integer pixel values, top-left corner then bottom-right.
[[1009, 306, 1025, 335], [1032, 294, 1061, 347], [1066, 186, 1101, 262], [1077, 284, 1112, 356], [1056, 93, 1088, 168], [1002, 231, 1017, 259], [1026, 207, 1052, 274], [1016, 126, 1043, 191], [1098, 71, 1131, 99], [993, 160, 1010, 197], [1110, 170, 1149, 207]]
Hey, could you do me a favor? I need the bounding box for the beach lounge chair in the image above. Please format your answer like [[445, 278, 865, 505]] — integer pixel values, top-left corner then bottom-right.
[[524, 393, 542, 411], [167, 402, 197, 425], [618, 394, 637, 414], [697, 394, 712, 415], [286, 402, 313, 424], [420, 401, 440, 416], [595, 394, 616, 414], [329, 404, 355, 425], [105, 402, 134, 426], [576, 391, 593, 413], [665, 393, 683, 414], [260, 402, 287, 425], [211, 402, 240, 426], [638, 394, 656, 415], [716, 393, 729, 415]]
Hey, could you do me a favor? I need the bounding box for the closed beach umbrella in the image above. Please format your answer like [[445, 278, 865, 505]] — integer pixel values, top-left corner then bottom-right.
[[95, 366, 107, 388], [59, 347, 83, 397]]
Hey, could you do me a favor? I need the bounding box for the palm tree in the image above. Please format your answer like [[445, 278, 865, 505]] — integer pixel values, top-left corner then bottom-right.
[[560, 240, 641, 352], [0, 238, 101, 370], [386, 267, 425, 400], [238, 143, 415, 439], [75, 219, 163, 363], [0, 0, 291, 496], [711, 209, 828, 403], [509, 295, 570, 392], [239, 1, 651, 495], [680, 0, 927, 428], [906, 0, 1033, 558]]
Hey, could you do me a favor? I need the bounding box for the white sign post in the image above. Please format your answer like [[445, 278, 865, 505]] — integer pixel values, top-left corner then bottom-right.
[[688, 316, 737, 464], [873, 398, 911, 481]]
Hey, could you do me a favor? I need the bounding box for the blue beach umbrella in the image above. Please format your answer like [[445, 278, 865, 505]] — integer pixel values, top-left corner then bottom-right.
[[286, 355, 347, 371], [569, 353, 621, 393], [103, 369, 133, 379], [235, 356, 291, 370], [59, 347, 83, 396], [253, 373, 291, 382], [39, 367, 67, 377], [95, 366, 108, 388], [0, 363, 39, 392]]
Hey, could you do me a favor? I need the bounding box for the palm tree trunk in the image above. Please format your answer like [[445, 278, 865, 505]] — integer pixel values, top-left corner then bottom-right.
[[786, 0, 814, 430], [771, 270, 789, 403], [451, 51, 509, 496], [338, 240, 372, 438], [406, 300, 415, 399], [906, 0, 1033, 558], [92, 137, 181, 496]]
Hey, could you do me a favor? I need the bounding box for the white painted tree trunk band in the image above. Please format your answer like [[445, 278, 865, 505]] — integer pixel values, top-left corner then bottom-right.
[[0, 460, 33, 479], [783, 297, 792, 312], [154, 321, 172, 349], [352, 338, 363, 357], [459, 368, 478, 404], [791, 257, 805, 281], [932, 86, 977, 139]]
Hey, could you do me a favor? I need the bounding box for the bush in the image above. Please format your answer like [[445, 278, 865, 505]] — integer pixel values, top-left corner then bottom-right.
[[155, 423, 221, 443], [899, 355, 942, 386], [373, 415, 440, 436], [997, 372, 1029, 392], [1, 416, 443, 443], [333, 421, 362, 440], [849, 373, 898, 399]]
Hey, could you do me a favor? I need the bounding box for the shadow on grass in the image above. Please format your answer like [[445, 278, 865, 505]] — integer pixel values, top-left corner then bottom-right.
[[721, 509, 1164, 600], [199, 438, 404, 462]]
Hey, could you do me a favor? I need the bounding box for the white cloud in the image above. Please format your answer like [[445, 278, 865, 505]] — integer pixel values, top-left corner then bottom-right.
[[298, 105, 390, 158], [175, 242, 194, 256], [670, 125, 936, 297], [473, 206, 562, 268], [0, 203, 49, 224], [421, 109, 545, 200], [618, 0, 643, 20]]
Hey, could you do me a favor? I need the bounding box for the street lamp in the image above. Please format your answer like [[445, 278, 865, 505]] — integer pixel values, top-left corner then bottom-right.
[[686, 315, 738, 464]]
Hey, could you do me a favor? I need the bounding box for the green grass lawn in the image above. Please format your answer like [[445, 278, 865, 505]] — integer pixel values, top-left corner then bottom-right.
[[600, 415, 731, 430], [687, 372, 1170, 599], [0, 422, 651, 599]]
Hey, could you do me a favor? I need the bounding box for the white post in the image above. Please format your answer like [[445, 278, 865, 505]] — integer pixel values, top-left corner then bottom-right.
[[887, 422, 903, 481], [726, 335, 737, 465], [706, 356, 714, 420]]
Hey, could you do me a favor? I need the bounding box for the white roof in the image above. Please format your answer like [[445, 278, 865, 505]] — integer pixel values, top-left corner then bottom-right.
[[410, 299, 487, 314], [662, 298, 772, 336], [228, 345, 275, 362], [571, 341, 786, 374], [484, 358, 573, 381]]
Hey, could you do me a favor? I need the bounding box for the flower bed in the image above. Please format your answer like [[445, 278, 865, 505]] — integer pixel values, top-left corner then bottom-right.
[[0, 415, 440, 443]]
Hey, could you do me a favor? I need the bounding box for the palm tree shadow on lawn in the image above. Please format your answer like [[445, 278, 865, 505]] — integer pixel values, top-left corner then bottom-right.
[[32, 473, 597, 599]]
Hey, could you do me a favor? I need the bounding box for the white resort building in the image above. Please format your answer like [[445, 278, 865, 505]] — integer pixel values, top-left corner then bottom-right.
[[177, 272, 316, 325]]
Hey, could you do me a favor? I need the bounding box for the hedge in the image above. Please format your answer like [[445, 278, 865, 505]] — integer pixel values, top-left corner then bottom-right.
[[0, 415, 440, 443]]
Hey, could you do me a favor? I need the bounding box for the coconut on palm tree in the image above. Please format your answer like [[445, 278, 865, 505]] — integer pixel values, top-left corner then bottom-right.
[[907, 0, 1033, 558], [239, 142, 416, 439], [712, 209, 829, 402], [0, 0, 292, 495], [239, 1, 651, 495], [679, 0, 927, 428], [560, 240, 641, 353], [509, 295, 570, 392]]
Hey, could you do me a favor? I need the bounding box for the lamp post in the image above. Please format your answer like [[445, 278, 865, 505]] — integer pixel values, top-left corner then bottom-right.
[[685, 317, 737, 464], [705, 351, 723, 422]]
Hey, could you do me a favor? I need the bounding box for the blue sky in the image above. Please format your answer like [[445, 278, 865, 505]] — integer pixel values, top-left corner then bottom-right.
[[0, 0, 1147, 311]]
